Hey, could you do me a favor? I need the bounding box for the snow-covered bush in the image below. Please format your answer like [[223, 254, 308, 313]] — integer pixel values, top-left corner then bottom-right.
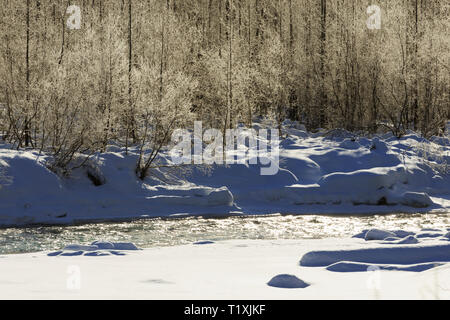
[[412, 139, 450, 175]]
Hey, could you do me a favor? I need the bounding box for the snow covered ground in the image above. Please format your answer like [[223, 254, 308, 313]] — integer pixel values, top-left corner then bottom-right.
[[1, 228, 449, 299], [0, 121, 449, 227]]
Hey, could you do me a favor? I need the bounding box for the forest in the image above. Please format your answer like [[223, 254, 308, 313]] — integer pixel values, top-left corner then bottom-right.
[[0, 0, 448, 176]]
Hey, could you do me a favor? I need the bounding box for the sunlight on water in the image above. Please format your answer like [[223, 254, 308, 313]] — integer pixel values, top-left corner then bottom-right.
[[0, 213, 449, 254]]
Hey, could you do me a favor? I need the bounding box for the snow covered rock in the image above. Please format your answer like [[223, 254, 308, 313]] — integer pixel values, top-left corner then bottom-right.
[[206, 187, 234, 206], [91, 241, 116, 250], [352, 230, 369, 239], [339, 139, 360, 150], [318, 166, 407, 194], [365, 229, 397, 241], [267, 274, 310, 289], [194, 241, 215, 245], [382, 235, 420, 245], [49, 242, 141, 257], [383, 237, 401, 242], [397, 235, 419, 245], [393, 230, 416, 238], [399, 192, 433, 208]]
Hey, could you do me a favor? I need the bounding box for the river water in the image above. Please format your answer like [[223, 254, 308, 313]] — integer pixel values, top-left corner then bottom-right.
[[0, 212, 449, 255]]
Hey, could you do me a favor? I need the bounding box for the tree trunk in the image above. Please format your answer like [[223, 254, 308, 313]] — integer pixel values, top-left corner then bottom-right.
[[24, 0, 31, 147], [319, 0, 327, 128]]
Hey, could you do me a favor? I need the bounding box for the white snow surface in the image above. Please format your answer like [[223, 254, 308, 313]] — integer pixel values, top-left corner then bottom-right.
[[1, 228, 450, 299], [1, 121, 449, 226]]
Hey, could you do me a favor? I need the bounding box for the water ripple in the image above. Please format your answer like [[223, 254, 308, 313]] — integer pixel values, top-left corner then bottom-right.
[[0, 213, 449, 254]]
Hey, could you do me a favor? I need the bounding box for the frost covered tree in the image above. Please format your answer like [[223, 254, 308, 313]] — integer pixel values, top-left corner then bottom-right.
[[0, 0, 448, 176]]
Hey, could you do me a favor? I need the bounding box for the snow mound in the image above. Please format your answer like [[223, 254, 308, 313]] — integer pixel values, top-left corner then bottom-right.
[[48, 241, 140, 257], [416, 232, 444, 239], [365, 229, 397, 241], [0, 150, 63, 200], [314, 229, 449, 273], [400, 192, 434, 208], [193, 241, 215, 245], [318, 166, 406, 193], [326, 261, 442, 273], [394, 235, 419, 245], [393, 230, 417, 238], [206, 188, 234, 206], [90, 241, 115, 250], [299, 244, 450, 267], [358, 229, 444, 243], [267, 274, 310, 289]]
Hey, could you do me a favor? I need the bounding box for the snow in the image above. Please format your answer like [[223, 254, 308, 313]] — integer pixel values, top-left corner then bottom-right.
[[300, 228, 450, 267], [364, 229, 397, 241], [1, 228, 450, 299], [92, 241, 140, 251], [325, 261, 441, 273], [47, 241, 140, 257], [267, 274, 310, 289], [193, 240, 215, 245], [61, 242, 140, 253], [391, 235, 419, 245], [1, 121, 449, 227], [45, 242, 141, 257], [300, 244, 450, 267]]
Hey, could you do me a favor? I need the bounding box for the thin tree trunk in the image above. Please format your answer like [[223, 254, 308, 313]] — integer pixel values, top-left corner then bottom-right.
[[24, 0, 31, 147], [289, 0, 293, 52], [319, 0, 327, 128], [126, 0, 135, 152]]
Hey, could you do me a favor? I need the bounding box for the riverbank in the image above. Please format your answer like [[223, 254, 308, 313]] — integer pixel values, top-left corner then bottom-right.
[[1, 121, 449, 227]]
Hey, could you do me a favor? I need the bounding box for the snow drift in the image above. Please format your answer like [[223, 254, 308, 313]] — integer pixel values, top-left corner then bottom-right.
[[300, 228, 450, 271], [1, 121, 449, 226]]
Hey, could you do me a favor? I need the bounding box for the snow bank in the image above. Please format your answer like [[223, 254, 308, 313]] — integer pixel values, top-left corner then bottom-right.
[[300, 244, 450, 267], [0, 149, 237, 227], [1, 120, 449, 226], [300, 228, 450, 274], [47, 241, 141, 257], [2, 238, 450, 299]]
